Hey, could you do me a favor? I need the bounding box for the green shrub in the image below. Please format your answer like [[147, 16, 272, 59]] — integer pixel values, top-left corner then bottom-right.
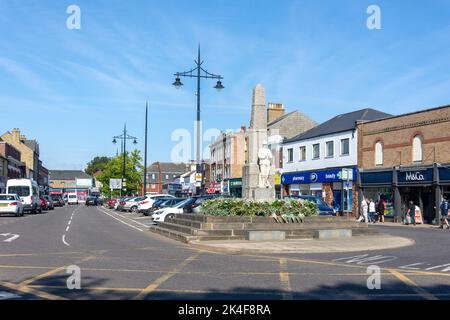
[[200, 198, 318, 221]]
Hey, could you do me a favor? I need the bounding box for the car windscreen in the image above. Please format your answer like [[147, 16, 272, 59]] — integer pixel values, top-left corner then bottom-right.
[[7, 186, 30, 197], [0, 195, 16, 201]]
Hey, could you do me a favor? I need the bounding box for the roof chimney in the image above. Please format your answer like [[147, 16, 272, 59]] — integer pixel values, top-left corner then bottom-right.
[[11, 128, 21, 142], [267, 103, 285, 123]]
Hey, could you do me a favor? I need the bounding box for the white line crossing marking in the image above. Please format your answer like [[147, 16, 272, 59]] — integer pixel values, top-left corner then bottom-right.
[[65, 226, 70, 232]]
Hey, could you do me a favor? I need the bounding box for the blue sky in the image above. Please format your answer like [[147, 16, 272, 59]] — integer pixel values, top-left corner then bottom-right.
[[1, 0, 450, 170]]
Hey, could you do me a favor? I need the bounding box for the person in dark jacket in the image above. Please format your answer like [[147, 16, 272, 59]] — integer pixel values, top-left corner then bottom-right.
[[440, 196, 449, 229], [406, 200, 416, 226], [377, 199, 385, 223]]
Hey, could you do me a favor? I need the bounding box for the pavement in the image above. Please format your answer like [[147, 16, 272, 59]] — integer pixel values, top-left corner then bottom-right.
[[0, 204, 449, 300], [189, 235, 415, 254]]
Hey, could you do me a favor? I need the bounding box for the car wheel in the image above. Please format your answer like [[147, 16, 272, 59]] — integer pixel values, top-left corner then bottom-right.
[[164, 214, 175, 222], [131, 206, 138, 213]]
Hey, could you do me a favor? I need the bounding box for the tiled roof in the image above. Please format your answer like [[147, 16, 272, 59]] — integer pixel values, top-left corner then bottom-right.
[[146, 162, 187, 173], [284, 108, 392, 143], [49, 170, 92, 181]]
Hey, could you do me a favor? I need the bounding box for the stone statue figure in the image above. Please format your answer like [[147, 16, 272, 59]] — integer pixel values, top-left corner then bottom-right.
[[257, 141, 273, 188]]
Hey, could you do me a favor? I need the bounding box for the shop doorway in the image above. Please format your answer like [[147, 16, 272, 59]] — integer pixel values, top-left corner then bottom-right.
[[400, 187, 435, 224]]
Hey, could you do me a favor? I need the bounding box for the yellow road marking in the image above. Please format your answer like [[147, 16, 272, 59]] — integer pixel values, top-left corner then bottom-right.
[[17, 256, 95, 287], [26, 284, 450, 298], [0, 280, 67, 300], [132, 252, 200, 300], [388, 269, 439, 300], [0, 251, 82, 258], [279, 258, 293, 300]]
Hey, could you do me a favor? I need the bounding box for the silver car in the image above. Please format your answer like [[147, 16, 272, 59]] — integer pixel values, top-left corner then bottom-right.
[[122, 196, 146, 213]]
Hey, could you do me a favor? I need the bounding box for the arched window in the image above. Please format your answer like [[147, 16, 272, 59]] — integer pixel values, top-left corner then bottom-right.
[[375, 141, 383, 166], [412, 135, 423, 163]]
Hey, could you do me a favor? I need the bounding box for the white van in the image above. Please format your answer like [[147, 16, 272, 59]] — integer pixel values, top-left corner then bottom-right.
[[67, 193, 78, 205], [6, 179, 41, 214]]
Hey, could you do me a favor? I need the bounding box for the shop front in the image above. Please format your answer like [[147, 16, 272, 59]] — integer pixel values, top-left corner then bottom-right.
[[360, 164, 449, 224], [281, 167, 358, 215], [228, 178, 242, 198], [359, 170, 395, 219]]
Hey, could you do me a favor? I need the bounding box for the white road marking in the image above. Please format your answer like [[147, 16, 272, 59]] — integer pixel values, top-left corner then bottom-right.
[[62, 235, 70, 247], [61, 205, 78, 246], [0, 233, 20, 242], [97, 207, 144, 232]]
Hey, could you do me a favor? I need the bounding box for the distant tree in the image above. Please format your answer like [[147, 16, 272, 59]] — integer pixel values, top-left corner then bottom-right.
[[97, 150, 144, 197], [85, 156, 111, 176]]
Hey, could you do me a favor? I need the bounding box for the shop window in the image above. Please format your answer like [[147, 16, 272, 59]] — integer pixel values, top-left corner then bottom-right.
[[299, 146, 306, 161], [375, 141, 383, 166], [412, 135, 423, 163], [312, 144, 320, 159]]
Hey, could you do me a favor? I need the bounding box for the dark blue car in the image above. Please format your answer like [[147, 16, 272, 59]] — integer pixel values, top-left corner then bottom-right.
[[288, 195, 336, 216]]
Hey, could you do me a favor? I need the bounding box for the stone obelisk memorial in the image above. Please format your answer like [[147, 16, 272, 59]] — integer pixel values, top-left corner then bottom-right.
[[242, 84, 275, 201]]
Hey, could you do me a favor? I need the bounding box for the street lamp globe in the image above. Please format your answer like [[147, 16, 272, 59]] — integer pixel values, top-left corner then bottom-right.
[[214, 80, 224, 91], [172, 77, 183, 89]]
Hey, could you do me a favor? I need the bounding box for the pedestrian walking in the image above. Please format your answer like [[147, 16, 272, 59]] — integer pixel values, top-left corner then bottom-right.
[[368, 199, 376, 223], [358, 198, 368, 223], [440, 196, 450, 230], [377, 198, 385, 223], [406, 200, 416, 226]]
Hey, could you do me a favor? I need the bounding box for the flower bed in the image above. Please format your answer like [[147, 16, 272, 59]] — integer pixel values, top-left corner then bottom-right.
[[200, 198, 318, 222]]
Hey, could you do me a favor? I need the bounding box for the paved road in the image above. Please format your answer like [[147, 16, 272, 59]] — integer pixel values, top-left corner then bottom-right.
[[0, 204, 449, 300]]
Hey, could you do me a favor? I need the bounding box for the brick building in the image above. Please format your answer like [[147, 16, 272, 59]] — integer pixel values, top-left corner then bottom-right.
[[0, 141, 26, 180], [357, 105, 450, 224], [144, 162, 187, 194], [209, 127, 246, 196], [1, 129, 41, 181]]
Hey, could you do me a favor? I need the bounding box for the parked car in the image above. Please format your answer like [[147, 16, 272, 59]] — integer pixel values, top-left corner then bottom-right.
[[288, 195, 336, 216], [142, 197, 177, 216], [123, 196, 146, 213], [85, 196, 99, 206], [6, 179, 41, 214], [107, 198, 117, 209], [183, 195, 218, 214], [152, 198, 197, 223], [116, 197, 133, 211], [67, 193, 78, 205], [0, 194, 24, 217], [43, 195, 55, 210], [51, 195, 65, 207], [138, 194, 176, 213]]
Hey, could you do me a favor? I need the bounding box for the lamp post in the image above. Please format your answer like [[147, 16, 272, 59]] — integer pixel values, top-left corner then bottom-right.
[[172, 45, 224, 195], [113, 123, 138, 196]]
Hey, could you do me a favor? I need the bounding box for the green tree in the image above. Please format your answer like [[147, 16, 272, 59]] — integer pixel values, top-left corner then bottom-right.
[[97, 150, 144, 197], [85, 156, 111, 176]]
